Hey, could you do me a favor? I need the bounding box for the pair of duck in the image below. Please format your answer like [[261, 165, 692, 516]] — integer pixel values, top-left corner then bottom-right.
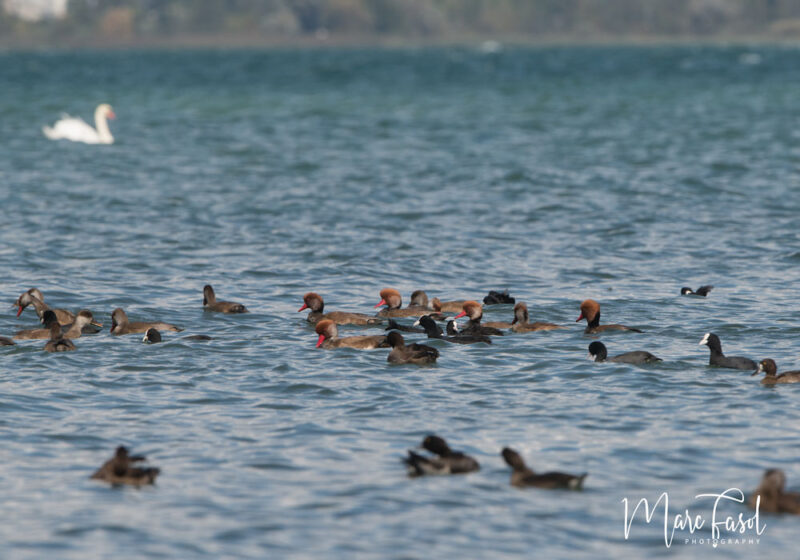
[[312, 320, 439, 365], [405, 435, 587, 490]]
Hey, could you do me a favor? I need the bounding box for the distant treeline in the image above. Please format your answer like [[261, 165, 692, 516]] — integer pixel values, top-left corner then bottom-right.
[[4, 0, 800, 45]]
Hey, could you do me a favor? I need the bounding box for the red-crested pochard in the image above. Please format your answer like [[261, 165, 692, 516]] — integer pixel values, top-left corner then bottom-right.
[[453, 301, 504, 336], [501, 448, 587, 490], [299, 292, 382, 325], [14, 309, 61, 340], [203, 285, 248, 313], [15, 288, 74, 325], [374, 289, 429, 318], [576, 299, 642, 334], [314, 319, 388, 349], [431, 297, 466, 314], [110, 308, 182, 335]]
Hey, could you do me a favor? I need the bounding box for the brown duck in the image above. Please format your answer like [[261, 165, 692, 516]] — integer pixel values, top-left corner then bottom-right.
[[43, 314, 76, 353], [386, 331, 439, 365], [314, 319, 388, 349], [15, 288, 74, 325], [90, 446, 160, 486], [203, 285, 248, 313], [453, 301, 504, 336], [502, 447, 587, 489], [752, 359, 800, 384], [110, 308, 182, 335], [576, 299, 641, 334], [404, 435, 479, 476], [748, 469, 800, 514], [299, 292, 382, 326], [374, 289, 430, 318]]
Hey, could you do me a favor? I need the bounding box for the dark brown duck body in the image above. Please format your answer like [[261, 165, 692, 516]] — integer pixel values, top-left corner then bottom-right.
[[752, 359, 800, 384], [299, 292, 381, 325], [502, 447, 587, 489], [44, 318, 76, 353], [749, 469, 800, 514], [90, 446, 160, 486], [110, 308, 182, 335], [14, 309, 62, 340], [577, 299, 641, 334], [405, 435, 479, 476], [203, 285, 248, 313], [314, 319, 388, 349], [374, 289, 430, 318], [386, 331, 439, 365]]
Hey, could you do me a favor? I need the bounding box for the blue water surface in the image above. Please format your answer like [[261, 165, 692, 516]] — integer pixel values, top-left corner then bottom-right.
[[1, 45, 799, 559]]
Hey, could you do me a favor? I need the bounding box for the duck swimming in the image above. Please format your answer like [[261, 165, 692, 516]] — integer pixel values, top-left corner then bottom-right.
[[453, 301, 504, 336], [374, 289, 429, 318], [299, 292, 382, 325], [110, 308, 182, 335], [386, 331, 439, 365], [14, 309, 61, 340], [751, 359, 800, 384], [405, 435, 480, 476], [576, 299, 641, 334], [588, 341, 661, 364], [314, 319, 388, 349], [203, 285, 248, 313], [43, 316, 76, 353], [15, 288, 75, 326], [748, 469, 800, 514], [699, 333, 756, 370], [90, 446, 160, 486], [501, 447, 587, 489]]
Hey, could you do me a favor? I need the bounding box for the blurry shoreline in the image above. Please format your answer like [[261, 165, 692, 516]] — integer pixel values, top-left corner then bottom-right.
[[2, 32, 799, 52]]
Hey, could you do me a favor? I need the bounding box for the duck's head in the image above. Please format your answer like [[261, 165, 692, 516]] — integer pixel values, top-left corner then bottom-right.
[[299, 292, 324, 313], [454, 301, 482, 321], [576, 299, 600, 323], [375, 288, 402, 310], [314, 319, 337, 347]]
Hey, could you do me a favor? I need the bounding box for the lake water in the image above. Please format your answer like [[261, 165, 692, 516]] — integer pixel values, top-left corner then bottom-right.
[[1, 45, 799, 559]]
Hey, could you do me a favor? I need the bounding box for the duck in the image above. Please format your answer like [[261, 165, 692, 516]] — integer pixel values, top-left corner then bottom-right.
[[576, 299, 642, 334], [314, 319, 388, 349], [748, 469, 800, 514], [14, 309, 62, 340], [299, 292, 382, 325], [588, 341, 661, 364], [483, 302, 563, 332], [431, 297, 467, 314], [751, 359, 800, 384], [15, 288, 75, 325], [142, 328, 162, 343], [43, 103, 115, 145], [43, 317, 76, 353], [404, 435, 480, 476], [90, 446, 160, 486], [501, 447, 587, 489], [699, 333, 756, 370], [453, 301, 505, 336], [374, 289, 430, 318], [386, 331, 439, 365], [415, 315, 492, 345], [681, 285, 713, 297], [110, 308, 182, 335], [409, 290, 431, 309], [60, 310, 100, 339], [483, 289, 515, 305], [203, 285, 248, 313]]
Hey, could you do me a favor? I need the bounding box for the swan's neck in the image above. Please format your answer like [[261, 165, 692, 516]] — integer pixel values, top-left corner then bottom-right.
[[94, 110, 113, 144]]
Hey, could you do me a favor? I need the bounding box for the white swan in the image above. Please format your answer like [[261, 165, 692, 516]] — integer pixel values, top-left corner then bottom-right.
[[43, 103, 116, 145]]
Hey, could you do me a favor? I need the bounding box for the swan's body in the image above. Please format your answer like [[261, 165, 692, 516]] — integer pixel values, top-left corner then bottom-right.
[[43, 104, 115, 145]]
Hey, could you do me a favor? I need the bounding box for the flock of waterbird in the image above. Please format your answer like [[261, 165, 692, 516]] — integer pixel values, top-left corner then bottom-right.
[[3, 282, 798, 511]]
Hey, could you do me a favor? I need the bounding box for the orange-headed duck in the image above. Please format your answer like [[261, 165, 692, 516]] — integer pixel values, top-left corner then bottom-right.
[[203, 285, 248, 313], [588, 341, 661, 364], [44, 316, 76, 353], [453, 301, 504, 336], [699, 333, 756, 370], [314, 319, 388, 349], [110, 308, 182, 335], [405, 435, 479, 476], [374, 289, 428, 318], [501, 447, 587, 490], [576, 299, 641, 334], [15, 288, 75, 325], [749, 469, 800, 514], [90, 446, 160, 486], [752, 359, 800, 384], [386, 331, 438, 365], [299, 292, 382, 325], [681, 285, 713, 297], [414, 315, 491, 345]]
